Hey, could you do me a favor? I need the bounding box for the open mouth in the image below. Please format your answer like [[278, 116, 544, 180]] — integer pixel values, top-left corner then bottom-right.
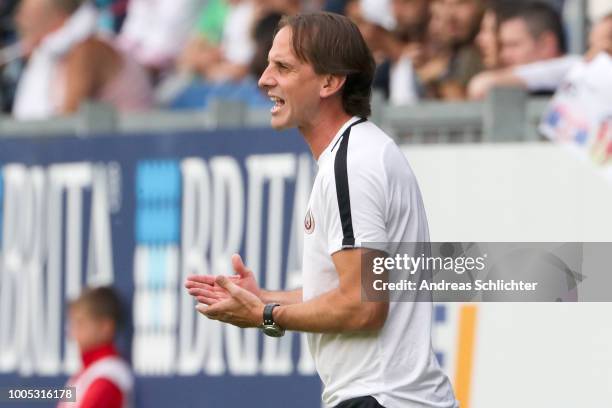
[[270, 96, 285, 114]]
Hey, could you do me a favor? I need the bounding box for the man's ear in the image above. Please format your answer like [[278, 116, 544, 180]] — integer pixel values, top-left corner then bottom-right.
[[320, 74, 347, 99]]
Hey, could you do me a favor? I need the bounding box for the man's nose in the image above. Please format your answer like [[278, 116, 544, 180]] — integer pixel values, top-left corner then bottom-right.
[[258, 65, 275, 90]]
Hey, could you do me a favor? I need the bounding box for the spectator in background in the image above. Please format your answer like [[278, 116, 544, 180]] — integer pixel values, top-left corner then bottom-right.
[[475, 0, 518, 70], [426, 0, 485, 99], [177, 0, 231, 80], [181, 0, 257, 82], [469, 13, 612, 99], [12, 0, 153, 120], [391, 0, 430, 73], [372, 0, 431, 104], [348, 0, 484, 102], [443, 0, 484, 44], [345, 0, 421, 104], [360, 0, 396, 31], [416, 0, 455, 92], [117, 0, 201, 73], [475, 7, 499, 69], [178, 0, 300, 83], [166, 0, 295, 110], [166, 0, 257, 109], [585, 13, 612, 59], [348, 0, 449, 104], [195, 0, 231, 46], [468, 1, 573, 99], [392, 0, 430, 43], [58, 286, 133, 408], [498, 1, 565, 67], [345, 0, 385, 60]]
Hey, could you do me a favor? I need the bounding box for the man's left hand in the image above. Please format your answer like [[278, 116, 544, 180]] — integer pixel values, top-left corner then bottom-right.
[[196, 275, 265, 328]]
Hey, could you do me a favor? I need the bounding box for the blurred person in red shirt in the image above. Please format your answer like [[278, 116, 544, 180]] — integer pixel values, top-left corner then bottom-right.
[[58, 286, 133, 408]]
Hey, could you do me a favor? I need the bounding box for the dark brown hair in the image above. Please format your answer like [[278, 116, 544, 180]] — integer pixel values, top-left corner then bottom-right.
[[278, 12, 375, 118], [70, 286, 123, 326], [500, 1, 566, 53]]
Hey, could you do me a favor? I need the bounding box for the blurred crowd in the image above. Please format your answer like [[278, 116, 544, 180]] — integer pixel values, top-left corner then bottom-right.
[[0, 0, 611, 120]]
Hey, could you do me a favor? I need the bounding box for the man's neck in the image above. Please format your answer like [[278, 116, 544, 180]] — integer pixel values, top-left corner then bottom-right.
[[300, 109, 353, 161]]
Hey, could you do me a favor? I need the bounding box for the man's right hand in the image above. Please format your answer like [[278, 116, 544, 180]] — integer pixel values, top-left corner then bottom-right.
[[185, 254, 261, 306]]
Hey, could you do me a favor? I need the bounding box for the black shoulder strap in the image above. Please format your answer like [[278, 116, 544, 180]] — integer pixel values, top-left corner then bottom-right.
[[333, 118, 367, 248]]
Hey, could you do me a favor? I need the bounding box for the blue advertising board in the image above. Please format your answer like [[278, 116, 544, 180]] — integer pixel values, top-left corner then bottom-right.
[[0, 128, 322, 407]]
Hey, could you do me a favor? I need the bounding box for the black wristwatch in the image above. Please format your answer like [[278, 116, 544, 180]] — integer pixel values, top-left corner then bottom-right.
[[261, 303, 285, 337]]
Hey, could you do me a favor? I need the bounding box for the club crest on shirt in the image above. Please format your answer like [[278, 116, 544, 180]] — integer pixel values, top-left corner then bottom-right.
[[304, 208, 315, 234]]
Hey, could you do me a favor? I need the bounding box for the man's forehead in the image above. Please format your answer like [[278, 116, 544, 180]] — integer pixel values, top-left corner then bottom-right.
[[500, 18, 529, 33], [269, 27, 298, 61]]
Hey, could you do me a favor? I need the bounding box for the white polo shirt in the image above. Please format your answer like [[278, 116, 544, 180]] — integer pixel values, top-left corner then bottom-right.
[[302, 117, 457, 408]]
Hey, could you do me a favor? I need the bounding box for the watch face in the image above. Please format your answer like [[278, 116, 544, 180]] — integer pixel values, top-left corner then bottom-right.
[[262, 325, 285, 337]]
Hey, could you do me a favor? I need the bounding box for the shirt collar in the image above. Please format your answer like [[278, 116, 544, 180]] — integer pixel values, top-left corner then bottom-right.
[[81, 343, 119, 368], [317, 116, 362, 166]]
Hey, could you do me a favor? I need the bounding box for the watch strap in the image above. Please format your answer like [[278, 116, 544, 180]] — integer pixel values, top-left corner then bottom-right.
[[263, 303, 280, 326]]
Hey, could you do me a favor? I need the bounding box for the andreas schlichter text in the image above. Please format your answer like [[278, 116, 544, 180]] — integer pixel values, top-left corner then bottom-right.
[[373, 279, 539, 292]]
